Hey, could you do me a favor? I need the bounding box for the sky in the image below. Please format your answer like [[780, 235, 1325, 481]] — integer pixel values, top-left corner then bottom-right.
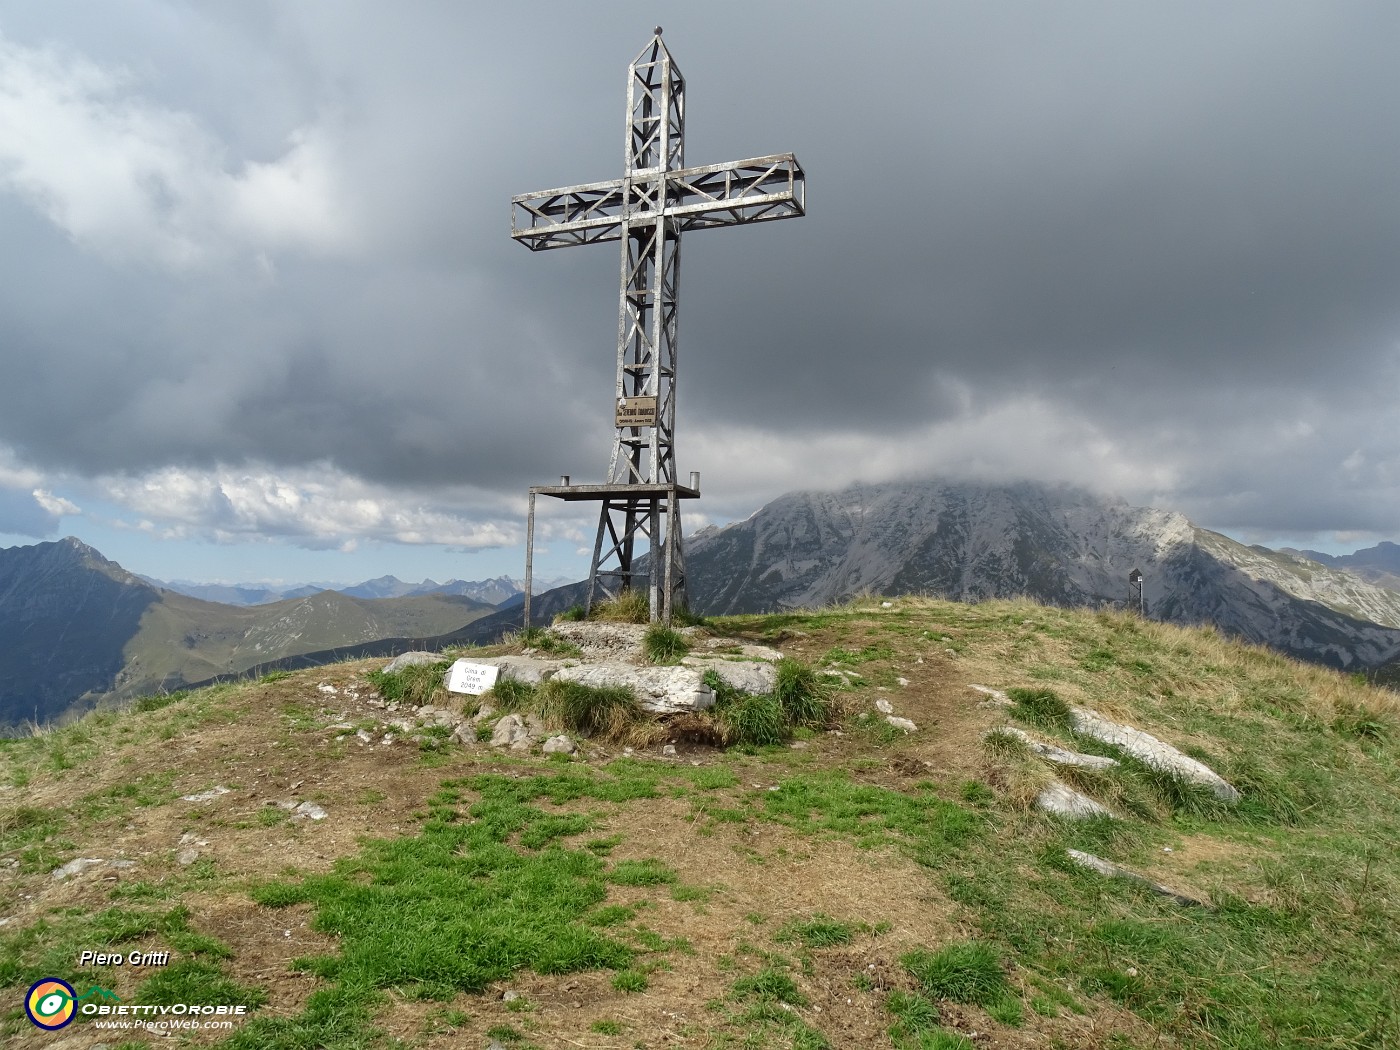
[[0, 1, 1397, 587]]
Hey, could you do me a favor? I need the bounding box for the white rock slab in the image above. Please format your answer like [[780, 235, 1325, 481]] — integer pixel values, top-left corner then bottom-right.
[[1037, 780, 1116, 820], [969, 684, 1012, 706], [52, 858, 105, 880], [700, 639, 785, 661], [382, 651, 442, 674], [971, 685, 1239, 803], [1068, 709, 1240, 802], [991, 727, 1120, 769], [1066, 849, 1205, 907], [681, 657, 777, 695], [553, 663, 714, 713], [885, 716, 918, 732], [180, 786, 230, 803], [445, 660, 500, 695], [550, 622, 648, 660]]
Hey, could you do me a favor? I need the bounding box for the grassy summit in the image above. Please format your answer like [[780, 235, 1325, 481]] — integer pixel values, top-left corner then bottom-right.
[[0, 597, 1397, 1048]]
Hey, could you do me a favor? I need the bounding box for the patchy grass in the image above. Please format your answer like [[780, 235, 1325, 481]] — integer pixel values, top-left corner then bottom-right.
[[1, 597, 1398, 1049], [643, 623, 691, 664]]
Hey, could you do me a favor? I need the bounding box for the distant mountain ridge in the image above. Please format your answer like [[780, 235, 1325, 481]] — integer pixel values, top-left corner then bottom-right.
[[145, 573, 570, 607], [1281, 541, 1400, 592], [0, 539, 495, 730], [683, 479, 1400, 670]]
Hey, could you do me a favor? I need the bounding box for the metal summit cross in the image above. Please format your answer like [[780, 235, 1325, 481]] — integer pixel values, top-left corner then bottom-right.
[[514, 29, 805, 624]]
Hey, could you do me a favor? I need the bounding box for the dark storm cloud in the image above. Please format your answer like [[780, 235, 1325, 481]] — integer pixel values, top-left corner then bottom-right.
[[1, 1, 1398, 542]]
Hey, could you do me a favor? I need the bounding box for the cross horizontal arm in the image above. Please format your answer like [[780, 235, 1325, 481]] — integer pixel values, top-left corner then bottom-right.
[[511, 153, 804, 251], [510, 178, 627, 250], [667, 154, 806, 232]]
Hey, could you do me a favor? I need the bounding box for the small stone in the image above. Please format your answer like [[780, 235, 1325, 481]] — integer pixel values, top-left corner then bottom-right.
[[317, 683, 337, 695], [502, 990, 520, 1002], [490, 714, 533, 749], [881, 601, 893, 608], [381, 734, 396, 745], [356, 729, 372, 743], [177, 849, 199, 866], [293, 801, 328, 821], [875, 698, 894, 714], [885, 716, 917, 733], [180, 786, 230, 803], [790, 740, 809, 749], [662, 744, 677, 756], [52, 858, 105, 880], [945, 648, 957, 657], [542, 734, 577, 755], [897, 677, 910, 687]]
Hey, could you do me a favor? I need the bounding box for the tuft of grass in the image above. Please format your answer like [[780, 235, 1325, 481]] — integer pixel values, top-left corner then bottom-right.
[[774, 659, 838, 728], [132, 690, 189, 713], [534, 680, 646, 742], [590, 589, 651, 623], [488, 676, 537, 712], [259, 670, 293, 684], [1331, 701, 1392, 741], [644, 623, 691, 664], [731, 967, 807, 1006], [608, 858, 679, 886], [1005, 687, 1072, 731], [776, 914, 855, 948], [702, 658, 837, 748], [902, 941, 1010, 1007], [716, 692, 788, 747], [885, 988, 941, 1041], [980, 727, 1030, 759], [611, 969, 648, 992], [555, 604, 587, 622], [516, 626, 582, 656], [365, 660, 450, 707]]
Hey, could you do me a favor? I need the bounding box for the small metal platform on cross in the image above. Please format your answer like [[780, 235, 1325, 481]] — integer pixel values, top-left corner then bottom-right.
[[513, 28, 805, 625]]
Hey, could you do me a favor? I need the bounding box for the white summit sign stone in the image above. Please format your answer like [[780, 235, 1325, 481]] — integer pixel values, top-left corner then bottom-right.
[[446, 660, 501, 696]]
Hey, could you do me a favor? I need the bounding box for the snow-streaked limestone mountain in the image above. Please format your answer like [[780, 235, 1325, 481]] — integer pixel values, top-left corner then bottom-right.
[[686, 480, 1400, 669]]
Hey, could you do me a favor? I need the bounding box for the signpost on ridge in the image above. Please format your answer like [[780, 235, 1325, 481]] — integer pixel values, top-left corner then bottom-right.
[[513, 28, 806, 625]]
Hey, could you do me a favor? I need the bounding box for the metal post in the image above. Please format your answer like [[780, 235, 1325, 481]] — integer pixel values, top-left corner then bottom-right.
[[524, 490, 536, 631]]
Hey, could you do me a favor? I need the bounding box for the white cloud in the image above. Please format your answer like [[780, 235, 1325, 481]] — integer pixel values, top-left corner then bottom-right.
[[687, 396, 1182, 518], [98, 462, 516, 550], [32, 489, 80, 516], [0, 31, 356, 270]]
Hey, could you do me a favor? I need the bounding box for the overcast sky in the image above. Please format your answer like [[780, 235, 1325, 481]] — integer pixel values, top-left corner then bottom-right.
[[1, 1, 1397, 586]]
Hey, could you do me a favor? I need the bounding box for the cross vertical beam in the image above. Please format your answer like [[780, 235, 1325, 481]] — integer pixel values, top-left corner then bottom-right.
[[513, 29, 805, 623]]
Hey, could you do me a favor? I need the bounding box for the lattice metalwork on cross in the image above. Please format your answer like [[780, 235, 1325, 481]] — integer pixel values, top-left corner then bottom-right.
[[513, 29, 805, 624]]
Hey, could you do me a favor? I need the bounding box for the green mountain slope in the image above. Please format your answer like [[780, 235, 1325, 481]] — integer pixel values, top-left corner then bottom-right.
[[112, 589, 495, 701], [0, 539, 493, 728]]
